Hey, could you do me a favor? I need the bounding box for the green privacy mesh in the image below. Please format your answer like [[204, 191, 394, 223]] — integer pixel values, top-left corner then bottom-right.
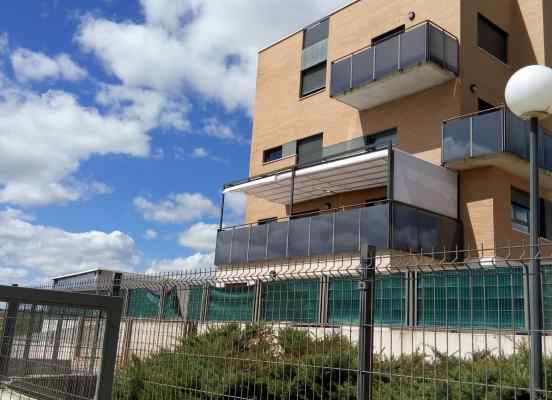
[[543, 266, 552, 330], [187, 287, 204, 321], [417, 268, 525, 329], [207, 286, 255, 322], [262, 279, 320, 323], [127, 288, 160, 318], [163, 288, 181, 318], [327, 275, 406, 325]]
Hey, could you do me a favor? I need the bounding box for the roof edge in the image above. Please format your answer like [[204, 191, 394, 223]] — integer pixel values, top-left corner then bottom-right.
[[258, 0, 361, 54]]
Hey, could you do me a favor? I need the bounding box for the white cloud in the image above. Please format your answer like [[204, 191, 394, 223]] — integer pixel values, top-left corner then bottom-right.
[[178, 222, 217, 252], [0, 207, 139, 284], [202, 118, 245, 142], [0, 33, 8, 54], [146, 252, 214, 274], [96, 84, 189, 132], [143, 229, 158, 239], [191, 147, 208, 158], [11, 48, 87, 82], [0, 83, 149, 206], [77, 0, 351, 111], [225, 192, 246, 219], [134, 192, 218, 223]]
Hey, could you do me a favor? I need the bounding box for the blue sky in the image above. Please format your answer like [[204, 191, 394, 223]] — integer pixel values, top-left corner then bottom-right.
[[0, 0, 350, 284]]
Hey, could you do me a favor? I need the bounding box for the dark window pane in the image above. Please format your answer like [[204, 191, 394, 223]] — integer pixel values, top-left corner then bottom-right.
[[400, 24, 427, 70], [263, 146, 283, 163], [428, 25, 445, 66], [334, 208, 360, 253], [230, 227, 249, 264], [372, 25, 405, 45], [248, 225, 267, 262], [301, 62, 326, 96], [214, 230, 232, 265], [297, 133, 323, 165], [418, 210, 440, 254], [330, 57, 351, 96], [478, 98, 495, 112], [393, 204, 419, 252], [374, 35, 399, 79], [303, 18, 329, 49], [360, 203, 389, 249], [472, 109, 502, 157], [309, 213, 333, 256], [443, 117, 470, 162], [367, 128, 397, 149], [444, 33, 459, 74], [267, 221, 288, 260], [478, 14, 508, 63], [543, 131, 552, 171], [505, 111, 529, 160], [352, 47, 374, 88], [288, 217, 309, 258]]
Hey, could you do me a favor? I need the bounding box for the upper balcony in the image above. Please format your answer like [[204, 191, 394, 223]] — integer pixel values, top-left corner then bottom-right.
[[217, 140, 460, 267], [330, 21, 459, 111], [442, 106, 552, 187]]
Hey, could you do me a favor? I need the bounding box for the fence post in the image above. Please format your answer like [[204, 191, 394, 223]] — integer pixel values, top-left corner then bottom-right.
[[0, 300, 18, 378], [358, 244, 376, 400]]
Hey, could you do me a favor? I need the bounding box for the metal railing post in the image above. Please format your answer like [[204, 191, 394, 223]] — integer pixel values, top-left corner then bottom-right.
[[0, 300, 18, 378], [358, 244, 376, 400]]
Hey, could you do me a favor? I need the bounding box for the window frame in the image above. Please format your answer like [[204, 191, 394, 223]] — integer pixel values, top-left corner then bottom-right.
[[300, 61, 327, 98], [263, 145, 284, 163], [477, 13, 509, 64]]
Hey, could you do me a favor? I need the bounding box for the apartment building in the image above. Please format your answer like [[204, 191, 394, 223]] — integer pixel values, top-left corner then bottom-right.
[[205, 0, 552, 329]]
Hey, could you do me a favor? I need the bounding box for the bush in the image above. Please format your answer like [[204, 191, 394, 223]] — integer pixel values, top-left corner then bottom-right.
[[113, 324, 550, 400]]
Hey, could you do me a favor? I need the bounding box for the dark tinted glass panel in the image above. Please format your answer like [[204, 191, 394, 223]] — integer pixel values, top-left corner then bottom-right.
[[368, 128, 397, 149], [263, 146, 283, 163], [418, 211, 440, 254], [374, 35, 399, 79], [330, 57, 351, 96], [472, 109, 502, 157], [399, 24, 426, 70], [297, 134, 323, 165], [428, 25, 445, 66], [288, 217, 309, 258], [360, 203, 389, 249], [352, 47, 374, 88], [444, 33, 459, 74], [543, 132, 552, 172], [439, 217, 461, 255], [478, 14, 508, 63], [303, 19, 329, 49], [505, 111, 529, 160], [230, 227, 249, 264], [214, 230, 232, 265], [267, 221, 288, 259], [248, 225, 267, 262], [334, 208, 360, 253], [393, 204, 419, 252], [301, 63, 326, 96], [309, 213, 333, 256], [443, 117, 470, 162]]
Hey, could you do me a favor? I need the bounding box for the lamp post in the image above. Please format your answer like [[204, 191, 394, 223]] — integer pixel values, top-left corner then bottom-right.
[[505, 65, 552, 399]]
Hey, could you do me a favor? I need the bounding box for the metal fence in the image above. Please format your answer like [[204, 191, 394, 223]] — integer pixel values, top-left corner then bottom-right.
[[0, 285, 122, 400], [5, 242, 552, 399]]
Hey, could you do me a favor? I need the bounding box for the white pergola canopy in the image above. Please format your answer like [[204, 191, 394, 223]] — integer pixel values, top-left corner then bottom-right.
[[224, 149, 458, 219], [224, 150, 389, 204]]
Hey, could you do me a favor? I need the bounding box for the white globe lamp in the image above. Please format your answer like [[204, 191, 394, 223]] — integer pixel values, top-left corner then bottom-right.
[[505, 64, 552, 397]]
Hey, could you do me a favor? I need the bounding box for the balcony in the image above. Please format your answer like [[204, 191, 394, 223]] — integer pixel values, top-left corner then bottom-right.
[[330, 21, 459, 110], [217, 144, 460, 266], [442, 107, 552, 185], [215, 201, 461, 266]]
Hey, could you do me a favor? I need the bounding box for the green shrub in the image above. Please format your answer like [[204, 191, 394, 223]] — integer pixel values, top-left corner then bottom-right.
[[113, 325, 550, 400]]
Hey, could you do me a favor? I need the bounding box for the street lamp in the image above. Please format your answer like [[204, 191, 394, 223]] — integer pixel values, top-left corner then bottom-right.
[[505, 64, 552, 399]]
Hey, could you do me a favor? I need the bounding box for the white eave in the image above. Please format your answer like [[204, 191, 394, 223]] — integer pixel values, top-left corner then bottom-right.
[[224, 149, 389, 204]]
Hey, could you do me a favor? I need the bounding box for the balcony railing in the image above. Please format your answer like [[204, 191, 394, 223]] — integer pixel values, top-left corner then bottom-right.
[[330, 21, 459, 108], [214, 201, 461, 266], [442, 106, 552, 171]]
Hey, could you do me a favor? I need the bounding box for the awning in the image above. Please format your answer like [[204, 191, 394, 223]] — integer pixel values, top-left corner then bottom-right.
[[223, 149, 389, 204]]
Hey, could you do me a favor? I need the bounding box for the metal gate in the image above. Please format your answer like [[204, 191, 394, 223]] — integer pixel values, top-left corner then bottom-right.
[[0, 285, 122, 400]]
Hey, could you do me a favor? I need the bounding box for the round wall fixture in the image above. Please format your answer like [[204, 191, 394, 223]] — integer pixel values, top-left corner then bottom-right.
[[408, 11, 416, 21], [470, 84, 478, 93]]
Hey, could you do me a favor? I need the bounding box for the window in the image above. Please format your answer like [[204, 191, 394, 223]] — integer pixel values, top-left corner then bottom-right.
[[372, 25, 405, 45], [478, 98, 495, 112], [511, 187, 552, 239], [297, 133, 323, 165], [478, 14, 508, 63], [263, 146, 283, 163], [258, 217, 277, 225], [364, 128, 397, 149], [512, 202, 530, 232], [300, 19, 329, 97]]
